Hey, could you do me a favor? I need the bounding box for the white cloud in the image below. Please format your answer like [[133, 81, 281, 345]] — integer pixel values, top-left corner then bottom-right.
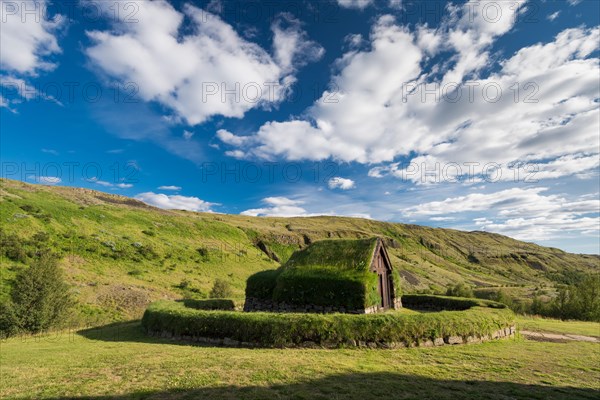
[[0, 0, 63, 74], [567, 0, 582, 5], [0, 75, 60, 108], [388, 0, 402, 9], [240, 195, 372, 219], [87, 179, 132, 189], [93, 180, 114, 187], [183, 130, 194, 140], [158, 185, 182, 191], [37, 176, 61, 185], [403, 187, 599, 240], [337, 0, 374, 10], [547, 11, 560, 21], [218, 2, 600, 183], [41, 148, 59, 155], [241, 197, 314, 217], [85, 1, 322, 125], [135, 192, 216, 212], [328, 177, 356, 190], [429, 217, 455, 222]]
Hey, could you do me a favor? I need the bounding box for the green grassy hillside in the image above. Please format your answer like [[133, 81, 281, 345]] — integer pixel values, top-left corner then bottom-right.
[[0, 178, 598, 324]]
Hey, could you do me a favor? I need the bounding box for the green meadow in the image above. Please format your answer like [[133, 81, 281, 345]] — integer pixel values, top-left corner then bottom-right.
[[1, 319, 599, 399]]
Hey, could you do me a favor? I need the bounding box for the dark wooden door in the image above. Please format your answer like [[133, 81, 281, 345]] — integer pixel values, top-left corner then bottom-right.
[[375, 254, 391, 308]]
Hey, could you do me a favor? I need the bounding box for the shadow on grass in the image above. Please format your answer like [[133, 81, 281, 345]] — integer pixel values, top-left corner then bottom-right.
[[45, 372, 599, 400], [78, 321, 156, 344], [72, 321, 600, 400]]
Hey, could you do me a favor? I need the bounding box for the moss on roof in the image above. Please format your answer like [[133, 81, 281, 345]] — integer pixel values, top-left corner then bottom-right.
[[246, 238, 388, 309], [283, 237, 379, 272]]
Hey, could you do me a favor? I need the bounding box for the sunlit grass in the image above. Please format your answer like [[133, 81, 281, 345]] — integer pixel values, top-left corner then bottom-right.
[[516, 316, 600, 337], [1, 321, 598, 399]]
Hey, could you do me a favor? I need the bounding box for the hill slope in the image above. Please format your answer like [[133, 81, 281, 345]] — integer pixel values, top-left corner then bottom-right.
[[0, 178, 597, 324]]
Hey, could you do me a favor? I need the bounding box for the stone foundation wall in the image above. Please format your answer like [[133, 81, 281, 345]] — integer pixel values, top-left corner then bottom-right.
[[146, 325, 516, 349], [244, 297, 402, 314]]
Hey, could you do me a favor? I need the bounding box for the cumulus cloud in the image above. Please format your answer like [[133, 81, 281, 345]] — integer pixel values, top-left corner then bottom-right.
[[328, 177, 356, 190], [241, 197, 315, 217], [403, 187, 599, 240], [337, 0, 374, 10], [37, 176, 61, 185], [135, 192, 216, 212], [240, 195, 372, 219], [85, 0, 322, 125], [0, 0, 63, 74], [0, 0, 64, 109], [218, 1, 600, 183]]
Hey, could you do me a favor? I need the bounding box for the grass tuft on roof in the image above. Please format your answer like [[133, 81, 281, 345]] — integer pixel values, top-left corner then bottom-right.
[[284, 238, 379, 272]]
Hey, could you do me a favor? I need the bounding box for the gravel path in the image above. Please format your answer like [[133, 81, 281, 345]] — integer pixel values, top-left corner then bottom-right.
[[520, 330, 600, 343]]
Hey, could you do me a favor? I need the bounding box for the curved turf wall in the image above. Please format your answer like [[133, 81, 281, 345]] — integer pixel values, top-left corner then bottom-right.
[[142, 296, 515, 348]]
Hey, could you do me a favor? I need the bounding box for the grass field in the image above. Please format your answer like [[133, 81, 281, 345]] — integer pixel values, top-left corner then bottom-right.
[[516, 316, 600, 337], [1, 320, 599, 400]]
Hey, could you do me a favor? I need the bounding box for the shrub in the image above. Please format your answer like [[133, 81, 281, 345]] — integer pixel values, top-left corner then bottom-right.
[[9, 253, 74, 334], [177, 279, 192, 290], [446, 283, 474, 298], [210, 278, 233, 299], [541, 276, 600, 321], [0, 230, 27, 263], [134, 244, 158, 260], [401, 294, 506, 311], [0, 301, 18, 338], [182, 299, 235, 311], [142, 299, 514, 347], [196, 247, 209, 259]]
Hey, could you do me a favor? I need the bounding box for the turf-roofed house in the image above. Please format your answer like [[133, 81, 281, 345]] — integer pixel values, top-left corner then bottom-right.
[[244, 238, 403, 314]]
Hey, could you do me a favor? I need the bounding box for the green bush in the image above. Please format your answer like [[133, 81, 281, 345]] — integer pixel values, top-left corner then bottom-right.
[[0, 229, 28, 263], [445, 283, 474, 298], [181, 299, 235, 311], [209, 278, 233, 299], [538, 276, 600, 321], [0, 301, 18, 338], [245, 269, 282, 300], [401, 294, 506, 311], [142, 300, 514, 347], [8, 253, 74, 334]]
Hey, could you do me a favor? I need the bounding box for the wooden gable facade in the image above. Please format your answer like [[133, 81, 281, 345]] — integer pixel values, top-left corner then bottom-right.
[[369, 239, 401, 310]]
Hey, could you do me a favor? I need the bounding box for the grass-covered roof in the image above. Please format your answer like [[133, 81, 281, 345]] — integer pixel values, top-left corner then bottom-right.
[[246, 238, 397, 310], [283, 238, 379, 272]]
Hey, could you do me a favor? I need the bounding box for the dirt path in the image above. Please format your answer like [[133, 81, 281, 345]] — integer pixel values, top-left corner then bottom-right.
[[520, 330, 600, 343]]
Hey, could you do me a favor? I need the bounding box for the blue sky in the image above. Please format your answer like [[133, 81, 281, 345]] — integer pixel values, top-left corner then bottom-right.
[[1, 0, 599, 254]]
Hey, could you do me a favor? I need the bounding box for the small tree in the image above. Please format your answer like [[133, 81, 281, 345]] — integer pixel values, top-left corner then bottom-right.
[[209, 278, 233, 299], [445, 283, 474, 298], [0, 301, 18, 338], [11, 252, 73, 333]]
